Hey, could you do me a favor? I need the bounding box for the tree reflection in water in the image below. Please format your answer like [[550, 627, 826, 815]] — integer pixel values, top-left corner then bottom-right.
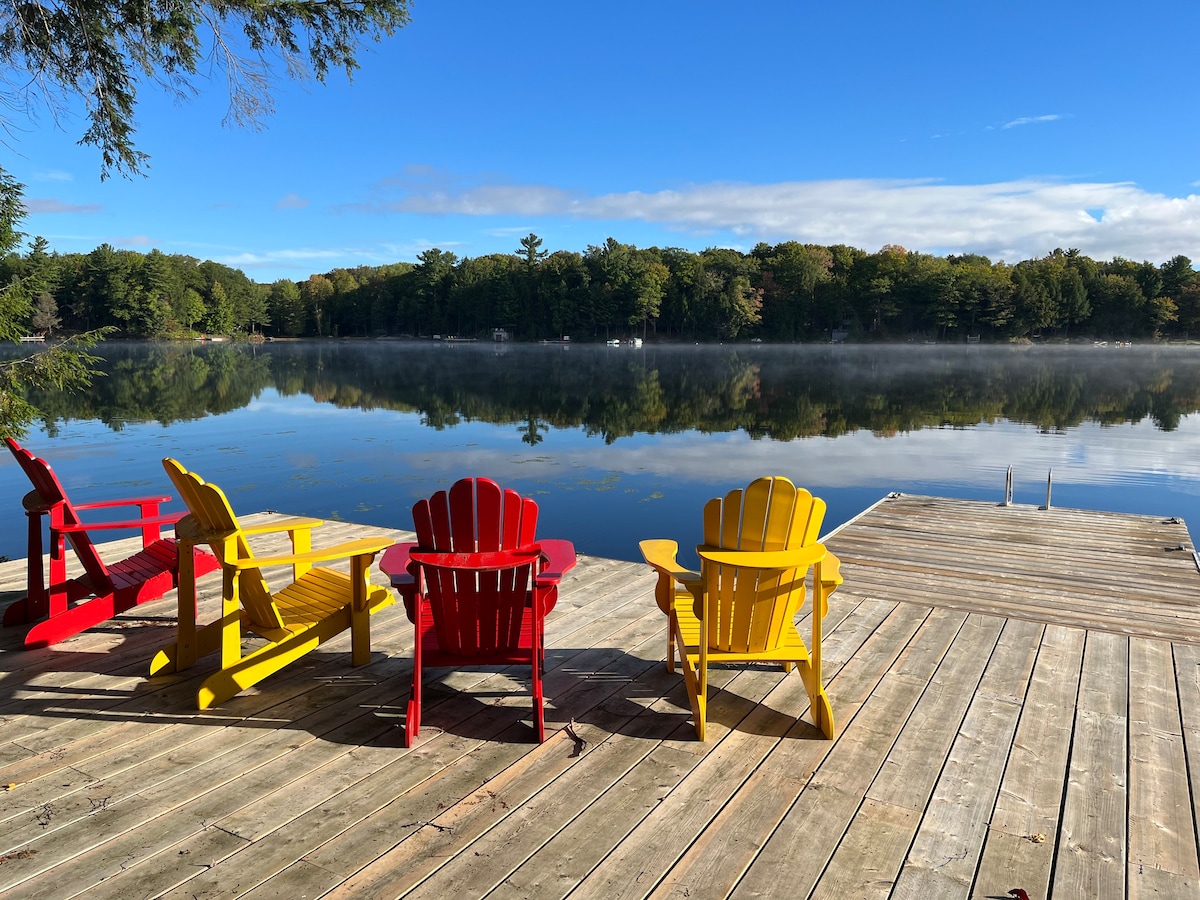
[[4, 340, 1200, 562]]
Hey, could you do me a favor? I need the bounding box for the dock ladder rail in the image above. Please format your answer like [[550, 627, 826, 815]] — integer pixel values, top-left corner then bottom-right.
[[1003, 466, 1053, 509]]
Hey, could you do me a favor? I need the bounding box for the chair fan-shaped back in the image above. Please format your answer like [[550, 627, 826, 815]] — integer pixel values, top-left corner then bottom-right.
[[699, 476, 826, 654], [162, 458, 283, 630], [411, 478, 539, 657], [6, 438, 111, 588]]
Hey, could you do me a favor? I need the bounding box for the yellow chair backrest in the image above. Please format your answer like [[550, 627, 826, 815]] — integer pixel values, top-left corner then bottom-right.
[[162, 457, 284, 631], [698, 476, 825, 654]]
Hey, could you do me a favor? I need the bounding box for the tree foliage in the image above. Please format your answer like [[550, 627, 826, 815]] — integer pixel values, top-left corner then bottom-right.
[[1, 1, 413, 177], [10, 234, 1200, 347]]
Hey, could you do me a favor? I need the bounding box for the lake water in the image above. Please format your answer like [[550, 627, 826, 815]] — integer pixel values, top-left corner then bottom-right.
[[4, 340, 1200, 565]]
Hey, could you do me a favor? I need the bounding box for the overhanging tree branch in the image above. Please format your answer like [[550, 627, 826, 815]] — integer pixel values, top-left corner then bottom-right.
[[0, 1, 412, 177]]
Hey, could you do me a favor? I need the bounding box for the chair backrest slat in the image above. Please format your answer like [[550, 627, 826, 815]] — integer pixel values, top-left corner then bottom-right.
[[449, 479, 477, 551], [475, 479, 502, 551]]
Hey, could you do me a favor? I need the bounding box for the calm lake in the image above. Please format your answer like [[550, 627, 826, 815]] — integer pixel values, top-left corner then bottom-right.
[[4, 340, 1200, 565]]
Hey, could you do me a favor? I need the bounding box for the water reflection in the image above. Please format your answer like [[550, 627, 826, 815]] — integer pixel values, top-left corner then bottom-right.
[[22, 341, 1200, 436], [4, 341, 1200, 562]]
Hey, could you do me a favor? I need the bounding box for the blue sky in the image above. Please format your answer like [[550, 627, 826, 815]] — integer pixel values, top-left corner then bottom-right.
[[11, 0, 1200, 283]]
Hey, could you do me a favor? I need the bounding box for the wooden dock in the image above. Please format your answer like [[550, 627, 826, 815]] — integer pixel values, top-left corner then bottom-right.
[[0, 494, 1197, 899]]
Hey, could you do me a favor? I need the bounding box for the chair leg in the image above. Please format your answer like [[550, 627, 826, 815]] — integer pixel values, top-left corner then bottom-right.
[[679, 653, 706, 741], [151, 620, 223, 676], [531, 653, 545, 743], [350, 556, 373, 667], [4, 512, 44, 626], [813, 689, 835, 740], [795, 658, 836, 740], [674, 615, 707, 740], [405, 670, 422, 748], [22, 592, 119, 649], [665, 608, 677, 673], [406, 630, 423, 747]]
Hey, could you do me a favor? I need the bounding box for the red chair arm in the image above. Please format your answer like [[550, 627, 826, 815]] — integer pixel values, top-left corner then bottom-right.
[[72, 495, 172, 512], [534, 538, 577, 587], [379, 542, 422, 623], [379, 542, 419, 582], [56, 511, 187, 533]]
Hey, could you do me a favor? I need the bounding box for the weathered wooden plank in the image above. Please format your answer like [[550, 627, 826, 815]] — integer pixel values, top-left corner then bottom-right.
[[1127, 863, 1200, 900], [1052, 630, 1129, 900], [1127, 638, 1198, 879], [254, 657, 758, 897], [973, 624, 1086, 899], [1173, 641, 1200, 894], [833, 570, 1200, 645], [317, 675, 699, 900]]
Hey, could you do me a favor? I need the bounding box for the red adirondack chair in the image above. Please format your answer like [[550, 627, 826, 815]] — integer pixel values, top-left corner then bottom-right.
[[380, 478, 577, 746], [3, 438, 220, 648]]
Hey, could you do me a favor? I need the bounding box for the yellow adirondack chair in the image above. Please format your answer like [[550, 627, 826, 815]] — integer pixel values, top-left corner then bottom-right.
[[640, 476, 842, 740], [151, 458, 395, 709]]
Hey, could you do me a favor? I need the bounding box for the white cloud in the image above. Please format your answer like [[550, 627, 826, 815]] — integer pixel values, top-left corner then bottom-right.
[[117, 235, 154, 247], [220, 248, 346, 270], [34, 170, 73, 182], [25, 198, 102, 214], [379, 177, 1200, 263], [1003, 114, 1065, 128], [275, 193, 310, 210], [485, 226, 540, 238]]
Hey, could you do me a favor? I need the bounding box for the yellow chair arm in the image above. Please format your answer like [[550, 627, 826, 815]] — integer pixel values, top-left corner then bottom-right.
[[229, 537, 393, 570], [639, 539, 701, 615], [239, 516, 324, 536], [822, 551, 844, 588], [697, 543, 827, 571]]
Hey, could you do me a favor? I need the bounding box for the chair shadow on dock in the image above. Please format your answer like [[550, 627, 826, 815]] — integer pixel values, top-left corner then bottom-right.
[[0, 578, 836, 750]]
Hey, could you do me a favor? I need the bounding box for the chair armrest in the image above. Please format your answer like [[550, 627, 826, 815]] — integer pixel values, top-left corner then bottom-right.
[[640, 539, 701, 615], [535, 539, 577, 586], [822, 551, 844, 587], [239, 516, 324, 536], [231, 537, 394, 570], [72, 494, 172, 512], [379, 542, 420, 622], [379, 542, 419, 582], [57, 512, 186, 533], [698, 544, 827, 571], [640, 539, 700, 585]]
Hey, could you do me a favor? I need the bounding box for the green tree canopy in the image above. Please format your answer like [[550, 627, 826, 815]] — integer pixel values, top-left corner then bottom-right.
[[1, 1, 413, 177]]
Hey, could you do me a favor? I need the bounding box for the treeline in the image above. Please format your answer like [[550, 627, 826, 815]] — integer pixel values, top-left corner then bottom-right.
[[4, 233, 1200, 342]]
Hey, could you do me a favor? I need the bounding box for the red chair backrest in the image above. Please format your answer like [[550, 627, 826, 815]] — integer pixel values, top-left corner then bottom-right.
[[5, 438, 111, 587], [411, 478, 541, 657]]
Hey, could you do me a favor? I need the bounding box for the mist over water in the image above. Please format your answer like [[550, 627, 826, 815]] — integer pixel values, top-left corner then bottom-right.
[[4, 341, 1200, 562]]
